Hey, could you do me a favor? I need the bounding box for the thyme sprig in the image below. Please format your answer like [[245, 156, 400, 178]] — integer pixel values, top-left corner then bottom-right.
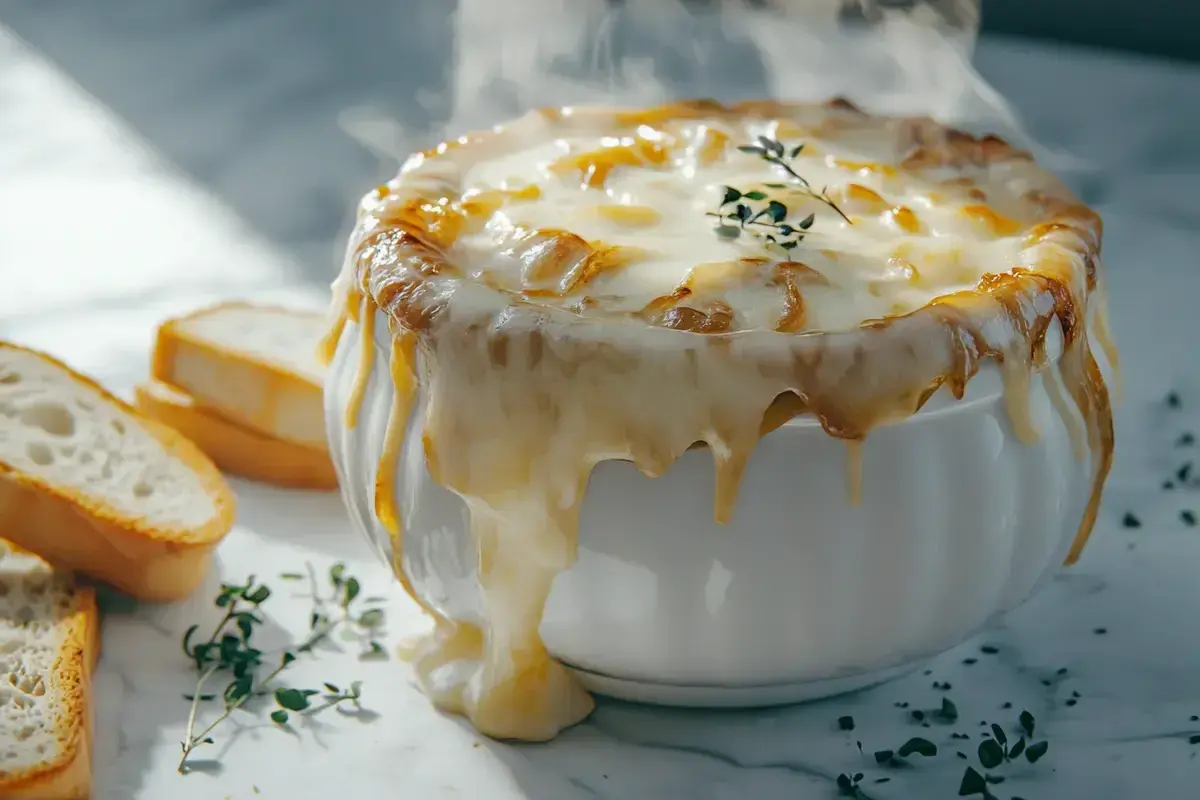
[[708, 135, 851, 252], [284, 561, 389, 659], [707, 188, 816, 251], [741, 136, 853, 225], [271, 680, 363, 725], [177, 566, 381, 773]]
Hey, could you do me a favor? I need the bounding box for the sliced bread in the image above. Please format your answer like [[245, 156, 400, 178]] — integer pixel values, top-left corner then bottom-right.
[[0, 540, 98, 800], [150, 302, 327, 449], [0, 341, 235, 601], [135, 379, 337, 491]]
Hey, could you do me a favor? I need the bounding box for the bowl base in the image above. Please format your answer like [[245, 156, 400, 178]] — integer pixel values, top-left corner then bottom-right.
[[566, 661, 924, 708]]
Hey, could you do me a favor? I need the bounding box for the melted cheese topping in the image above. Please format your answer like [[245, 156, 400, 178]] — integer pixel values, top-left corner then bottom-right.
[[448, 125, 1033, 334], [325, 100, 1118, 743]]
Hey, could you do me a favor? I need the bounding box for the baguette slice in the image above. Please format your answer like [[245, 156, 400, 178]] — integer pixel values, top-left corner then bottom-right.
[[0, 341, 235, 601], [135, 379, 337, 491], [150, 302, 327, 449], [0, 540, 99, 800]]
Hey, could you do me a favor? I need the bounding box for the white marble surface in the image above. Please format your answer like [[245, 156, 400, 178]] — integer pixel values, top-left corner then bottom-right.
[[2, 14, 1200, 800]]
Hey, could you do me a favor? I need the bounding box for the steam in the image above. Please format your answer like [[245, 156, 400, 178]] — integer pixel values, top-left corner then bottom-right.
[[339, 0, 1082, 172]]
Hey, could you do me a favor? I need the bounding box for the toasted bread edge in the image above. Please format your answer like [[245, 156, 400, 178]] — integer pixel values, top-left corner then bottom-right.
[[135, 381, 337, 491], [0, 581, 98, 800]]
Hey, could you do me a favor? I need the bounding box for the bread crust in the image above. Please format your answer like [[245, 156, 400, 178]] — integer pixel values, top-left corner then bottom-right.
[[0, 578, 98, 800], [0, 342, 235, 602], [135, 379, 337, 491], [151, 301, 326, 449]]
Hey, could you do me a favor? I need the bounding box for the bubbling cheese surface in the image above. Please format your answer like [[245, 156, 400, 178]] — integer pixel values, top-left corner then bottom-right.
[[323, 100, 1118, 742], [451, 120, 1032, 333]]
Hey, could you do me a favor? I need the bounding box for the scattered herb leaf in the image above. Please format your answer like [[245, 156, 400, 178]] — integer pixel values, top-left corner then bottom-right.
[[710, 137, 851, 251], [958, 766, 987, 796], [1025, 740, 1049, 763], [275, 688, 311, 712], [978, 739, 1005, 769], [1008, 737, 1026, 760], [896, 737, 938, 758]]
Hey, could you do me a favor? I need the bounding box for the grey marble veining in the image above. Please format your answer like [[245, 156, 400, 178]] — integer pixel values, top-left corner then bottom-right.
[[1, 6, 1199, 799]]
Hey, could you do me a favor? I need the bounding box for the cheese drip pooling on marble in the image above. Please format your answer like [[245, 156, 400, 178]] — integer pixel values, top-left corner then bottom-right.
[[322, 99, 1118, 742]]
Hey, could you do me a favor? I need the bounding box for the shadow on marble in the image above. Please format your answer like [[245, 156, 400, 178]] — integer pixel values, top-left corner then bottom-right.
[[473, 662, 1004, 799], [227, 479, 362, 561], [1, 0, 456, 282]]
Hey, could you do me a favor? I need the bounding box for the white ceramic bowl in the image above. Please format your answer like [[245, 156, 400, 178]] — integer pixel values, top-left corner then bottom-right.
[[326, 308, 1101, 707]]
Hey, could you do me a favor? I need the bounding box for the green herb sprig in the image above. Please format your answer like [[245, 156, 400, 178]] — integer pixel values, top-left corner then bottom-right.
[[177, 565, 381, 773], [708, 135, 851, 252], [178, 577, 275, 772], [271, 680, 363, 725], [708, 184, 815, 251], [284, 561, 389, 659]]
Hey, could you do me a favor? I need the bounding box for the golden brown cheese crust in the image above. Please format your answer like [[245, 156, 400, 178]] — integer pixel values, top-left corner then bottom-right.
[[340, 101, 1113, 563], [356, 98, 1101, 333], [346, 100, 1107, 432]]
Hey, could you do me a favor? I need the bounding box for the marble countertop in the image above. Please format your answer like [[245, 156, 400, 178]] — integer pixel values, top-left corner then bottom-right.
[[2, 11, 1200, 799]]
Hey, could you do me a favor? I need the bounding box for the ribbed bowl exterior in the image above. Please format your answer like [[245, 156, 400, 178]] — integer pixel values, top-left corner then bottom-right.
[[326, 309, 1093, 696]]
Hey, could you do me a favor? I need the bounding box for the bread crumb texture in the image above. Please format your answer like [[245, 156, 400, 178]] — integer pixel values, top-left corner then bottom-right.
[[0, 541, 84, 781], [0, 345, 216, 529]]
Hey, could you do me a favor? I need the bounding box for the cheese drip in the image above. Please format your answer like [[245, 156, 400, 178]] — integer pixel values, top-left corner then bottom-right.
[[324, 100, 1117, 742]]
